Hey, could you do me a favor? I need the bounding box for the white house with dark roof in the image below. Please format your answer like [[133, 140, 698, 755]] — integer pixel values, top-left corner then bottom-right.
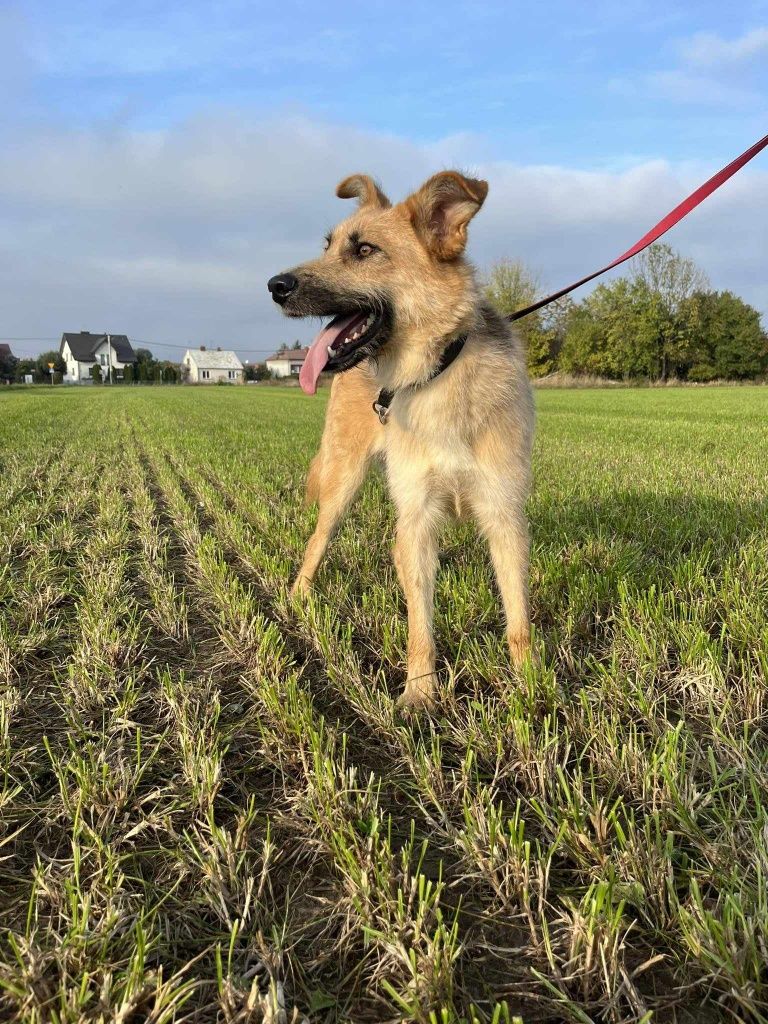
[[182, 346, 244, 384], [265, 346, 311, 378], [60, 332, 137, 383]]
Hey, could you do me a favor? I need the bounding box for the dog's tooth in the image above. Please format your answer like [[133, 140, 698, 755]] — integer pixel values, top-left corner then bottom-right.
[[327, 345, 335, 357]]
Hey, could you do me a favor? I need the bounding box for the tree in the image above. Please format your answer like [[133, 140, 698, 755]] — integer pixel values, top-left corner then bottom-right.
[[528, 297, 574, 377], [0, 348, 17, 383], [36, 350, 65, 378], [559, 278, 668, 378], [135, 348, 154, 364], [90, 364, 103, 384], [485, 259, 538, 319], [124, 364, 135, 384], [245, 362, 272, 381], [682, 291, 768, 381], [629, 244, 709, 381], [484, 260, 570, 377], [14, 358, 36, 383]]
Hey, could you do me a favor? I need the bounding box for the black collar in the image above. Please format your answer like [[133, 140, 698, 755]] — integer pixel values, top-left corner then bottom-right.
[[372, 334, 467, 424]]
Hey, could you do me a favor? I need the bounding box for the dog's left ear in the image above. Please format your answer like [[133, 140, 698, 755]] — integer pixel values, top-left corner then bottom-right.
[[405, 171, 488, 260], [336, 174, 391, 209]]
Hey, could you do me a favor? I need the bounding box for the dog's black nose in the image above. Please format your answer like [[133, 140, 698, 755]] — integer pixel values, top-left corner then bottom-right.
[[267, 273, 298, 304]]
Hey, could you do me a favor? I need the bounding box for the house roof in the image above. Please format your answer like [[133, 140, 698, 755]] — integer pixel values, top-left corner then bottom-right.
[[265, 347, 310, 363], [184, 348, 244, 371], [60, 332, 136, 363], [0, 343, 13, 359]]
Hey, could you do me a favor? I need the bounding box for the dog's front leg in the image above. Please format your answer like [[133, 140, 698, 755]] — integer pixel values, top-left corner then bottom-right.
[[291, 449, 371, 597], [392, 498, 443, 710]]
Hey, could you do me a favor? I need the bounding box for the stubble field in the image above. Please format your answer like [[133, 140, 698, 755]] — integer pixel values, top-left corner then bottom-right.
[[0, 383, 767, 1023]]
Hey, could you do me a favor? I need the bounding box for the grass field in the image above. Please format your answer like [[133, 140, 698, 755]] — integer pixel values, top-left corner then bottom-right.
[[1, 384, 767, 1023]]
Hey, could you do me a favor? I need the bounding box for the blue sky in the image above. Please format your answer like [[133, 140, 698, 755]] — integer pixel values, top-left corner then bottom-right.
[[1, 0, 766, 359]]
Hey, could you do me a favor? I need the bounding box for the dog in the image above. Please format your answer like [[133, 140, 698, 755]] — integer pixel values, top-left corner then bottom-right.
[[267, 171, 534, 709]]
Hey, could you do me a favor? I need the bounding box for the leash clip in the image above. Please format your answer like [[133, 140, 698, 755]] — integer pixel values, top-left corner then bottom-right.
[[373, 388, 394, 425], [373, 399, 390, 425]]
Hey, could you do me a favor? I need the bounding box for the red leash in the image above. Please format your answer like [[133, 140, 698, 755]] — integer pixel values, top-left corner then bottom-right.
[[508, 131, 768, 322]]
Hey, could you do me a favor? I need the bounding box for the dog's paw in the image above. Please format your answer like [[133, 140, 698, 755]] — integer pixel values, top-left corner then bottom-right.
[[290, 576, 312, 600], [508, 634, 533, 668], [395, 678, 437, 716]]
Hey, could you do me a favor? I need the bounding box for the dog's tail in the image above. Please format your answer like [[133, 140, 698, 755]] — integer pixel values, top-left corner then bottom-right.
[[303, 452, 323, 507]]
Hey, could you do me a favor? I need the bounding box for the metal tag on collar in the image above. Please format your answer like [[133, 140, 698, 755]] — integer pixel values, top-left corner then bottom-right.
[[372, 389, 393, 424], [373, 399, 390, 424]]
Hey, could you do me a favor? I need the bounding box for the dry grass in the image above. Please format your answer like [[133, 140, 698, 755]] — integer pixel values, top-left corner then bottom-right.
[[0, 384, 766, 1022]]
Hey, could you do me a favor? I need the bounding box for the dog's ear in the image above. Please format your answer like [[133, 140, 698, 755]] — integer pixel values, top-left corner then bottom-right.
[[336, 174, 391, 210], [405, 171, 488, 259]]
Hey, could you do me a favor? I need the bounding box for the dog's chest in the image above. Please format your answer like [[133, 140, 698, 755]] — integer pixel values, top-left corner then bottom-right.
[[384, 390, 478, 479]]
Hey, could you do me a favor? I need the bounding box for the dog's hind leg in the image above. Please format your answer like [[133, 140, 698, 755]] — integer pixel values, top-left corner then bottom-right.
[[473, 489, 531, 666]]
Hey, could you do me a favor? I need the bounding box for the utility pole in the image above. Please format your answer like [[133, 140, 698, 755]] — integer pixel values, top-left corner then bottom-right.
[[106, 332, 112, 384]]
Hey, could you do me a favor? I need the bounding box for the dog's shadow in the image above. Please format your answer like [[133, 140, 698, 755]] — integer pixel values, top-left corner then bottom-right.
[[389, 486, 763, 645], [527, 485, 762, 622]]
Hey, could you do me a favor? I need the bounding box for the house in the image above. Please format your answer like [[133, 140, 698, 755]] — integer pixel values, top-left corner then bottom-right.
[[265, 346, 311, 378], [182, 346, 244, 384], [60, 332, 137, 383]]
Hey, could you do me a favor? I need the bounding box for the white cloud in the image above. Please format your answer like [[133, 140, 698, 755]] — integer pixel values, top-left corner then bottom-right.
[[680, 27, 768, 66], [0, 114, 765, 360], [615, 25, 768, 113], [645, 70, 760, 106]]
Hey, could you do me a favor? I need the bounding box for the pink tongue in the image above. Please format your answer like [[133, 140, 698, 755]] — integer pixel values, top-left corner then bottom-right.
[[299, 313, 363, 395]]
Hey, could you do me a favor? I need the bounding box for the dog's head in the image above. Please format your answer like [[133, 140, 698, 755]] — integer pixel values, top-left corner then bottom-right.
[[267, 171, 488, 394]]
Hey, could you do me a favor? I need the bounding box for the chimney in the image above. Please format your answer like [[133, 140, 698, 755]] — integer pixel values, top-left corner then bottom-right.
[[216, 346, 221, 351], [200, 345, 206, 351]]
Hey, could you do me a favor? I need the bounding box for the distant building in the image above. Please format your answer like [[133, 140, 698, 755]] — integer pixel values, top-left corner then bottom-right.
[[265, 346, 310, 378], [182, 346, 244, 384], [60, 332, 137, 383]]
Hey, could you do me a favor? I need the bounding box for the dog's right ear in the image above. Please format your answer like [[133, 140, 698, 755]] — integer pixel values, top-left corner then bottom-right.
[[405, 171, 488, 260], [336, 174, 391, 210]]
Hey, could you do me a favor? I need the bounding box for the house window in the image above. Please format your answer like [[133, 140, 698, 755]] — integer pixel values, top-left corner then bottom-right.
[[228, 370, 237, 379], [202, 370, 210, 379], [290, 363, 302, 374], [100, 354, 108, 366]]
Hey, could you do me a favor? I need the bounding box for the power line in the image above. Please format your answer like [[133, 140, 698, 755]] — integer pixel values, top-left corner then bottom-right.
[[129, 338, 285, 356]]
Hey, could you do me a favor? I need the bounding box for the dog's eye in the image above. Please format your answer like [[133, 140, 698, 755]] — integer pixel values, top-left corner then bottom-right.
[[323, 235, 332, 251], [356, 242, 376, 258]]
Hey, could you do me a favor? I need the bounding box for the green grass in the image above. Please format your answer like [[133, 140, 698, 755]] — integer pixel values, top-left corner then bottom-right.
[[0, 383, 766, 1023]]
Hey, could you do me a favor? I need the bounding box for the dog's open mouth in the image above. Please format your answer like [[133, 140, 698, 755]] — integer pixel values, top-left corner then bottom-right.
[[300, 308, 388, 395]]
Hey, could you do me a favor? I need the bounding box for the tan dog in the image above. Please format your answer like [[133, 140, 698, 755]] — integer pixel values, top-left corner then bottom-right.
[[267, 171, 534, 709]]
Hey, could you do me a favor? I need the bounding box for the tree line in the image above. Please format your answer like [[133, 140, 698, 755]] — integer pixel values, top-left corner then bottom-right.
[[485, 243, 767, 381]]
